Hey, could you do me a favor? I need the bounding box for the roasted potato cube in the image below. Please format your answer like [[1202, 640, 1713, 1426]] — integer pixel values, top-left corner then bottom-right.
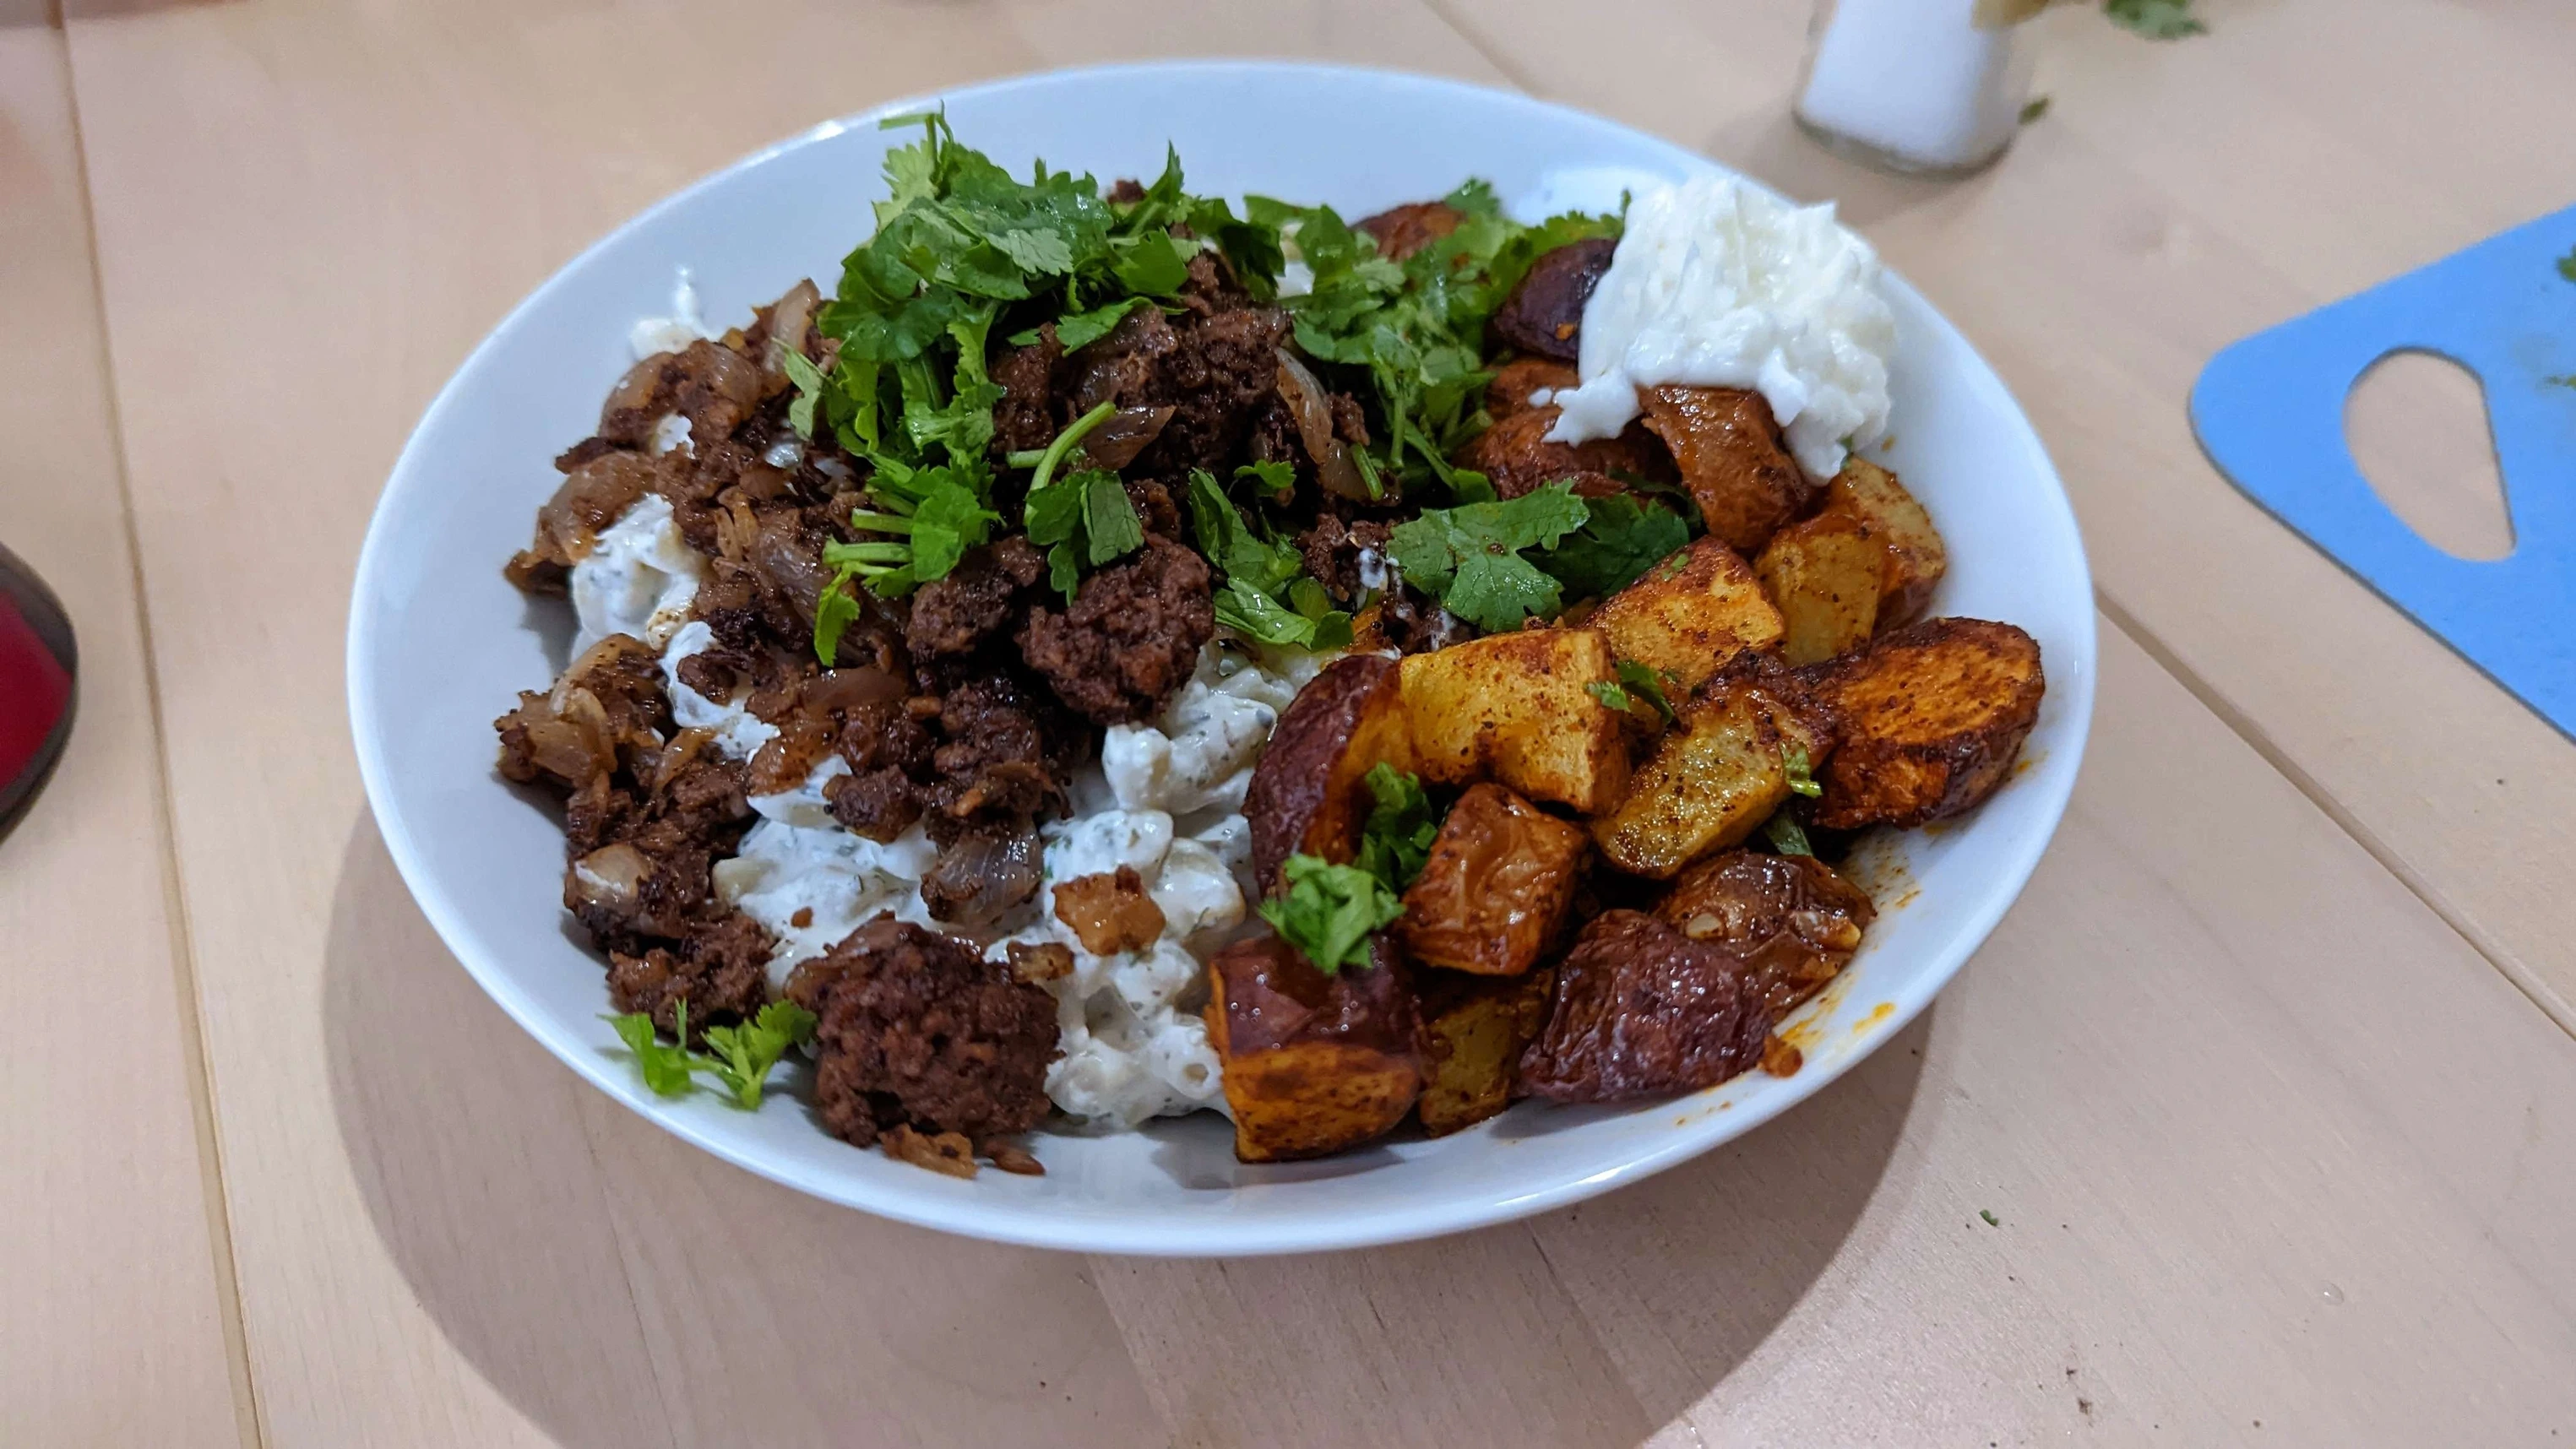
[[1518, 911, 1772, 1102], [1591, 661, 1832, 879], [1486, 357, 1579, 421], [1655, 850, 1877, 1018], [1756, 513, 1884, 666], [1246, 654, 1415, 893], [1396, 784, 1589, 975], [1399, 627, 1632, 815], [1204, 932, 1421, 1162], [1454, 404, 1675, 501], [1826, 458, 1947, 626], [1414, 968, 1555, 1136], [1637, 385, 1819, 554], [1591, 535, 1786, 690], [1356, 200, 1464, 261], [1490, 237, 1617, 361], [1799, 617, 2044, 829]]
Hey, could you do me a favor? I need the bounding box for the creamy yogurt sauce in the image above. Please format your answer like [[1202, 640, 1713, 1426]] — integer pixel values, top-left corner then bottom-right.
[[568, 494, 704, 654], [1546, 176, 1897, 481]]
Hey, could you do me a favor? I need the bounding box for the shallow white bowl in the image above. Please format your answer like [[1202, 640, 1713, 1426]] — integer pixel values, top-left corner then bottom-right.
[[349, 62, 2095, 1256]]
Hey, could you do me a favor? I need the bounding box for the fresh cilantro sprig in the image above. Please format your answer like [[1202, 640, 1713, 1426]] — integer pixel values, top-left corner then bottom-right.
[[1619, 660, 1679, 723], [1185, 467, 1351, 651], [1020, 402, 1145, 600], [1354, 762, 1441, 892], [607, 1000, 818, 1110], [1253, 181, 1620, 501], [1543, 496, 1692, 600], [1258, 854, 1405, 973], [1387, 480, 1698, 634], [1784, 745, 1823, 799], [1764, 811, 1815, 858]]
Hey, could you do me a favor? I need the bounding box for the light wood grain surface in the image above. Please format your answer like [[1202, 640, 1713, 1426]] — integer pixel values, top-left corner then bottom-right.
[[8, 0, 2573, 1443]]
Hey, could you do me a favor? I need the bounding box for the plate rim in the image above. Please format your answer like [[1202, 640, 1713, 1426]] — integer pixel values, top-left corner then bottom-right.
[[347, 57, 2097, 1256]]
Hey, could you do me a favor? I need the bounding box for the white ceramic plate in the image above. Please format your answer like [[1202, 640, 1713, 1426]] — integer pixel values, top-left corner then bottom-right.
[[349, 62, 2094, 1256]]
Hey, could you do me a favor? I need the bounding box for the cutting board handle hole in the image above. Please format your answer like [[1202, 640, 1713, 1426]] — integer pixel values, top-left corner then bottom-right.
[[2344, 348, 2516, 562]]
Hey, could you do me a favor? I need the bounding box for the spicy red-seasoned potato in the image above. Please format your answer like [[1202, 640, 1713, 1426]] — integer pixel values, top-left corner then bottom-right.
[[1486, 357, 1579, 421], [1204, 932, 1421, 1162], [1823, 457, 1947, 627], [1590, 535, 1785, 690], [1454, 404, 1677, 502], [1798, 617, 2043, 829], [1245, 654, 1415, 893], [1399, 627, 1631, 815], [1591, 659, 1833, 879], [1518, 911, 1773, 1102], [1637, 384, 1818, 554], [1654, 849, 1876, 1018], [1490, 237, 1617, 361], [1755, 511, 1885, 667], [1356, 200, 1464, 261], [1413, 967, 1556, 1137], [1396, 784, 1589, 976]]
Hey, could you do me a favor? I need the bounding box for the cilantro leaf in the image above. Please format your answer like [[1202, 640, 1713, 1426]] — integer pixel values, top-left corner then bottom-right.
[[1082, 469, 1145, 566], [1784, 745, 1823, 799], [812, 573, 865, 664], [609, 1007, 701, 1098], [1587, 680, 1633, 714], [697, 1001, 820, 1110], [1010, 295, 1152, 351], [778, 346, 829, 439], [1236, 459, 1296, 503], [1387, 480, 1591, 632], [1354, 762, 1440, 892], [1764, 811, 1815, 857], [1258, 855, 1405, 973], [1616, 659, 1678, 724], [1539, 494, 1692, 600], [1187, 468, 1349, 649], [2105, 0, 2204, 38]]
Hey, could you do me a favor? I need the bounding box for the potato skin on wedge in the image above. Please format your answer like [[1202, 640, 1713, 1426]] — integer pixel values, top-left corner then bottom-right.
[[1798, 617, 2043, 829], [1355, 200, 1464, 261], [1245, 654, 1414, 893], [1491, 236, 1617, 361], [1637, 385, 1818, 554], [1518, 911, 1773, 1103], [1655, 850, 1876, 1018], [1396, 783, 1589, 976], [1414, 967, 1555, 1136], [1399, 627, 1632, 815], [1590, 659, 1834, 879], [1454, 404, 1675, 502], [1591, 535, 1785, 691], [1486, 357, 1579, 421], [1205, 932, 1421, 1163]]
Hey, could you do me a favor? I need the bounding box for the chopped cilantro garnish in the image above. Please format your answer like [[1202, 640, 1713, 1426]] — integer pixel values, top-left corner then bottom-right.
[[1764, 811, 1815, 858], [1354, 762, 1441, 892], [1019, 404, 1145, 599], [778, 345, 829, 438], [1541, 494, 1693, 600], [1980, 1208, 2002, 1228], [1784, 746, 1823, 799], [1186, 468, 1350, 650], [1258, 854, 1405, 973], [1587, 680, 1633, 713], [1386, 480, 1591, 632], [607, 1000, 818, 1110], [2019, 95, 2052, 126], [1254, 182, 1618, 500], [2105, 0, 2204, 38], [1615, 660, 1679, 724]]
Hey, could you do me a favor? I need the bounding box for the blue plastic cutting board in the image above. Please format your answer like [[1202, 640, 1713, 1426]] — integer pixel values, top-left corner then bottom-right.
[[2191, 204, 2576, 741]]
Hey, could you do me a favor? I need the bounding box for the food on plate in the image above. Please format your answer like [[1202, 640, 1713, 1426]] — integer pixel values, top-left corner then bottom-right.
[[1398, 627, 1630, 813], [1590, 658, 1835, 878], [1243, 653, 1413, 891], [1517, 911, 1774, 1102], [1589, 534, 1785, 691], [491, 115, 2044, 1173], [1413, 967, 1554, 1136], [1799, 617, 2045, 829], [1395, 783, 1588, 975], [1654, 849, 1876, 1018], [1204, 932, 1421, 1160]]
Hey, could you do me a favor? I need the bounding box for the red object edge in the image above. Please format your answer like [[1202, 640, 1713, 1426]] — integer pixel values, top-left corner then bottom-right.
[[0, 592, 73, 789]]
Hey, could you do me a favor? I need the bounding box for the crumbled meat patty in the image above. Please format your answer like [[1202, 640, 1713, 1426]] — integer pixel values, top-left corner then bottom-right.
[[794, 915, 1057, 1143], [990, 329, 1062, 455], [1297, 513, 1393, 605], [1018, 535, 1215, 725], [904, 538, 1046, 659], [1518, 910, 1774, 1102], [606, 914, 773, 1037]]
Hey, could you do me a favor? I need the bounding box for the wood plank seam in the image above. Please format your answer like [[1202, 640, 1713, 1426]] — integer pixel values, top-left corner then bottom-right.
[[54, 33, 269, 1447], [2097, 589, 2573, 1041]]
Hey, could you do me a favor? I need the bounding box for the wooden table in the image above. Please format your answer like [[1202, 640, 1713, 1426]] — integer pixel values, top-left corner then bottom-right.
[[8, 2, 2573, 1443]]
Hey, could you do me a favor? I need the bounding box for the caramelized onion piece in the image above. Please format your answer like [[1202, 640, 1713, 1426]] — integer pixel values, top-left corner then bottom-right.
[[568, 843, 651, 917], [600, 354, 667, 426], [759, 279, 820, 391], [1275, 350, 1372, 501], [1079, 404, 1175, 470], [802, 666, 908, 716]]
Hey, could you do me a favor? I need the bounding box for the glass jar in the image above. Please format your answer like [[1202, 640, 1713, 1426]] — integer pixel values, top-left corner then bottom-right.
[[1794, 0, 2041, 177]]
